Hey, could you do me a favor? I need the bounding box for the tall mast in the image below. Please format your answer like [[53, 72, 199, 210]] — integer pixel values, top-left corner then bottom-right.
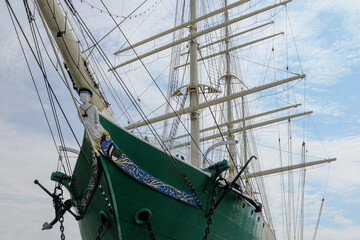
[[189, 0, 201, 167], [224, 0, 236, 177]]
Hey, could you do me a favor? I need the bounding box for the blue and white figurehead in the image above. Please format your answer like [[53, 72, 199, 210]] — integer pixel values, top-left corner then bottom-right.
[[78, 88, 119, 159]]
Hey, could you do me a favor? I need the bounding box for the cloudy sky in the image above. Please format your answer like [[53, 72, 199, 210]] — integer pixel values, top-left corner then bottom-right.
[[1, 0, 360, 239]]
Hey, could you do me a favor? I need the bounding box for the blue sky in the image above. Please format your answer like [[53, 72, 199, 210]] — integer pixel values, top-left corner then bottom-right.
[[0, 0, 360, 239]]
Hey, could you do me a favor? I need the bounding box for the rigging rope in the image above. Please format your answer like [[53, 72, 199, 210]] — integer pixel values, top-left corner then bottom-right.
[[165, 52, 190, 147], [59, 0, 204, 205], [98, 0, 205, 205], [6, 0, 98, 185], [41, 0, 109, 106], [7, 0, 61, 163], [19, 0, 74, 175], [100, 0, 207, 158], [197, 48, 240, 171], [162, 9, 188, 140], [278, 132, 288, 238], [312, 198, 324, 240], [80, 0, 160, 20], [94, 0, 208, 159], [5, 1, 103, 216], [82, 0, 152, 53], [310, 121, 333, 240]]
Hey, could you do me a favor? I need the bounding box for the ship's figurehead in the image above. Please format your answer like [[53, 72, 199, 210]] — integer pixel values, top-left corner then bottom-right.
[[77, 88, 200, 208], [78, 88, 120, 160]]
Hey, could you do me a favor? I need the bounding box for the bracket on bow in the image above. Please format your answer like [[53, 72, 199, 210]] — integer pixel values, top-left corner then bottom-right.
[[211, 156, 262, 213]]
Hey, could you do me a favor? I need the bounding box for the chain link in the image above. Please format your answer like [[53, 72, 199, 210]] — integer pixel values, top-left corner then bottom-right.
[[184, 175, 203, 209], [145, 218, 156, 240], [95, 223, 104, 240], [59, 216, 65, 240], [203, 183, 218, 240], [55, 186, 66, 240], [72, 179, 82, 213], [98, 184, 114, 213]]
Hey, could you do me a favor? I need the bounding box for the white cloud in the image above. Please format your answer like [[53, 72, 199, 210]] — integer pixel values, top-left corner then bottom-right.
[[316, 225, 360, 240], [1, 1, 360, 240], [285, 0, 360, 86], [0, 118, 81, 240]]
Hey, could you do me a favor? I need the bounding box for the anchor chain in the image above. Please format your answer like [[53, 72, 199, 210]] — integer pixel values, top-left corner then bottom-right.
[[203, 181, 218, 240], [95, 223, 104, 240], [59, 216, 65, 240], [184, 175, 203, 209], [98, 184, 114, 214], [145, 217, 156, 240], [71, 179, 82, 213], [56, 186, 66, 240]]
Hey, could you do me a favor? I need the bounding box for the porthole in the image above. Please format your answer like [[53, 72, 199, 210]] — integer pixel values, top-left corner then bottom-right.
[[263, 223, 265, 228], [251, 210, 254, 215], [242, 203, 245, 208], [257, 217, 260, 222]]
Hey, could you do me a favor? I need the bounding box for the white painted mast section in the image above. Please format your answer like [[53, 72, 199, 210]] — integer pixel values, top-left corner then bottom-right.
[[171, 111, 313, 149], [168, 104, 302, 142], [313, 198, 325, 240], [113, 0, 250, 55], [224, 0, 236, 177], [245, 158, 336, 179], [125, 74, 305, 130], [242, 94, 248, 170], [34, 0, 111, 117], [189, 0, 201, 167]]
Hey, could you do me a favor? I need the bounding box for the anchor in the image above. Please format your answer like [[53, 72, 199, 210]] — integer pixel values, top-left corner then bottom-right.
[[34, 179, 81, 230]]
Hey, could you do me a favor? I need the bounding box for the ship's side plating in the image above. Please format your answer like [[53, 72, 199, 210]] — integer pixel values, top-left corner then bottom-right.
[[71, 116, 276, 240]]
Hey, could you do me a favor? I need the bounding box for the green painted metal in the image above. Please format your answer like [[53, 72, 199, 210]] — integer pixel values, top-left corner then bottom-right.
[[100, 155, 123, 239], [51, 172, 74, 195], [69, 116, 276, 240]]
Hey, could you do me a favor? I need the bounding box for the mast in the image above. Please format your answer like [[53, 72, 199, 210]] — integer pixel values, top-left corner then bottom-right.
[[189, 0, 201, 167], [224, 0, 236, 177]]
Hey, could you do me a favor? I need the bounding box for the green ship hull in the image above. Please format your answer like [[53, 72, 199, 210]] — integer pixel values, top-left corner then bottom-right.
[[68, 116, 276, 240]]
